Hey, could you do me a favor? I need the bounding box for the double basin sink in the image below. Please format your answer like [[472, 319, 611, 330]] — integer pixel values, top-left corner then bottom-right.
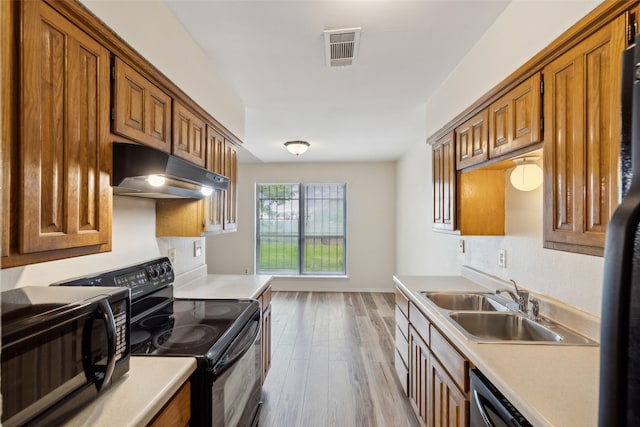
[[419, 291, 597, 345]]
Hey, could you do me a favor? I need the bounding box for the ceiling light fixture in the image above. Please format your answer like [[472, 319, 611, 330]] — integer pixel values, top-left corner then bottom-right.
[[509, 157, 543, 192], [284, 140, 310, 156]]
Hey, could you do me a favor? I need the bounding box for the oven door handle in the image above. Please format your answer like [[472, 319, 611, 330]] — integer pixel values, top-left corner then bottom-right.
[[82, 299, 117, 392], [212, 311, 261, 376]]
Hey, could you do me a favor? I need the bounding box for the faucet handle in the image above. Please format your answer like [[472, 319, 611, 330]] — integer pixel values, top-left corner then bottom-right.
[[530, 298, 540, 320]]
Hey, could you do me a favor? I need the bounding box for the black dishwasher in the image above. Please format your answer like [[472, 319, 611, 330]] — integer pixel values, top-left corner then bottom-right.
[[470, 369, 532, 427]]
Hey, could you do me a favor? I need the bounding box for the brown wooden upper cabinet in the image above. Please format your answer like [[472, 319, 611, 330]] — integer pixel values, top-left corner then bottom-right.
[[13, 0, 111, 260], [173, 100, 207, 167], [543, 16, 625, 256], [205, 126, 226, 233], [432, 132, 456, 232], [455, 110, 488, 170], [488, 73, 542, 159], [113, 57, 172, 152], [223, 140, 239, 232]]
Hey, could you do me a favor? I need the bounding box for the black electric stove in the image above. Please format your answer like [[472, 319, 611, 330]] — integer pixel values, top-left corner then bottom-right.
[[54, 258, 262, 427]]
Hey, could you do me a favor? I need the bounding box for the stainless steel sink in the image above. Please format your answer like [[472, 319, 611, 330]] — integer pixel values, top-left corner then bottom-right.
[[417, 290, 597, 346], [419, 291, 509, 312], [448, 312, 597, 345]]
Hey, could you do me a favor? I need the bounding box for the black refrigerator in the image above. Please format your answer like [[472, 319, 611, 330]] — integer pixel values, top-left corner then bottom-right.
[[599, 33, 640, 426]]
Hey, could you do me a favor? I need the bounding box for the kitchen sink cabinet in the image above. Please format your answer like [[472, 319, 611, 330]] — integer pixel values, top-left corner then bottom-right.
[[488, 72, 542, 159], [2, 0, 112, 267], [112, 57, 172, 153], [400, 291, 470, 427], [543, 16, 626, 256], [429, 356, 468, 427], [455, 110, 489, 170]]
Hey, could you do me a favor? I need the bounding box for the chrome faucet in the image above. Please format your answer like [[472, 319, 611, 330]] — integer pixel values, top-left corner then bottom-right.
[[496, 279, 529, 314]]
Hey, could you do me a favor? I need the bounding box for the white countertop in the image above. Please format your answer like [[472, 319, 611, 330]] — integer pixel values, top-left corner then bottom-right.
[[63, 357, 196, 427], [174, 274, 272, 299], [394, 275, 600, 427]]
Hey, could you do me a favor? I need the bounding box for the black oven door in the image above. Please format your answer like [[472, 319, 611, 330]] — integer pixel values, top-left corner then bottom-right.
[[191, 308, 262, 427]]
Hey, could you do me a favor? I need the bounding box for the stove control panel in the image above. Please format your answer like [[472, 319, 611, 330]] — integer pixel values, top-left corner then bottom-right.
[[52, 257, 175, 302]]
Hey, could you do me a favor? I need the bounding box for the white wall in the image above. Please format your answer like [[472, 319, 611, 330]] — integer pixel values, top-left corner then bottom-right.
[[78, 0, 245, 141], [207, 161, 397, 292], [396, 0, 604, 315]]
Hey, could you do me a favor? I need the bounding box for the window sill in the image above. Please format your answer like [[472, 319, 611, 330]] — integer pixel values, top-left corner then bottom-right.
[[269, 274, 350, 280]]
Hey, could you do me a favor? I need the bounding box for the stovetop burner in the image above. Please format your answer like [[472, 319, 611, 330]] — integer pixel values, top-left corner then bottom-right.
[[131, 298, 258, 358], [154, 324, 221, 351]]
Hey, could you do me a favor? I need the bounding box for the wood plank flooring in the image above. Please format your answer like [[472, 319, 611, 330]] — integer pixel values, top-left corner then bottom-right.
[[260, 291, 420, 427]]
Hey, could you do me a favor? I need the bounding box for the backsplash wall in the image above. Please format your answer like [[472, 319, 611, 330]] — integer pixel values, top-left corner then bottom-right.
[[0, 197, 205, 290]]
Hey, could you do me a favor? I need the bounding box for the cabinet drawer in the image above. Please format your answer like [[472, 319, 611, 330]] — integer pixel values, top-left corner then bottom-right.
[[394, 349, 409, 396], [409, 303, 430, 346], [395, 325, 409, 366], [396, 288, 409, 318], [430, 326, 468, 392], [395, 306, 409, 338]]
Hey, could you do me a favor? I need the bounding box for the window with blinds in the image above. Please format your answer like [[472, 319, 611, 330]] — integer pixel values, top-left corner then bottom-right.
[[256, 183, 346, 275]]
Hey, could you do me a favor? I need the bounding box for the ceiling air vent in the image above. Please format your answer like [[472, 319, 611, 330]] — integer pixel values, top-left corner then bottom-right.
[[323, 28, 362, 67]]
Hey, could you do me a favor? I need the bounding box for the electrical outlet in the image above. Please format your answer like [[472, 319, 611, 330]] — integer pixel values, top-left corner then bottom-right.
[[167, 248, 176, 265], [458, 239, 465, 254], [498, 249, 507, 268], [243, 268, 249, 275], [194, 241, 202, 257]]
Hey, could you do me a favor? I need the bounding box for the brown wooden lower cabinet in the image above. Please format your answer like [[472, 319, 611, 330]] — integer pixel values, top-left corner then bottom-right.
[[429, 357, 468, 427], [409, 325, 429, 426], [259, 283, 272, 384], [148, 381, 191, 427], [399, 290, 470, 427]]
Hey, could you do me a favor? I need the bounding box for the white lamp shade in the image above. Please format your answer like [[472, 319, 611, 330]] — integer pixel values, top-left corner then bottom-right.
[[509, 160, 543, 191], [284, 140, 310, 156]]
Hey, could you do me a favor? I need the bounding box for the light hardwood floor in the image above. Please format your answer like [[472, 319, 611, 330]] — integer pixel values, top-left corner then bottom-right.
[[259, 291, 420, 427]]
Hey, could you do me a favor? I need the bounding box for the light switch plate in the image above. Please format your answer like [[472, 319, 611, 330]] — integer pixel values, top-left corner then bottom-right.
[[194, 241, 202, 257], [458, 239, 465, 254]]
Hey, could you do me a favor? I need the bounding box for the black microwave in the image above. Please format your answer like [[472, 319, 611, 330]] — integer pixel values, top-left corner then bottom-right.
[[1, 285, 131, 426]]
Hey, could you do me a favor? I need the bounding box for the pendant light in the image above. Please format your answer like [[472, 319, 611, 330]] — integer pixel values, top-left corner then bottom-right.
[[510, 157, 543, 191]]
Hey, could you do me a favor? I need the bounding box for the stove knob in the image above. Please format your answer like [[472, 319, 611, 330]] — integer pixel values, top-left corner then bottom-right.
[[148, 267, 159, 278], [162, 262, 172, 274]]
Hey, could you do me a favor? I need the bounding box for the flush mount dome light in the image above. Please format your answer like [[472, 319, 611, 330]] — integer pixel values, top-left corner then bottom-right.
[[147, 175, 166, 187], [284, 140, 310, 156], [509, 157, 543, 191]]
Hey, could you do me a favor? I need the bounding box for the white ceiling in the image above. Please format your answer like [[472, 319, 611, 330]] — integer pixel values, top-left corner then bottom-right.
[[164, 0, 511, 163]]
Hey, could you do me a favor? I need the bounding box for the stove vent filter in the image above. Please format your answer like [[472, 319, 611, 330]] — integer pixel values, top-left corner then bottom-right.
[[323, 27, 362, 67]]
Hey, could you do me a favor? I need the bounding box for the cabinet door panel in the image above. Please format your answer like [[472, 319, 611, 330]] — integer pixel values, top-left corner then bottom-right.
[[114, 57, 171, 152], [21, 1, 110, 253], [224, 140, 238, 231], [409, 326, 429, 427], [455, 110, 488, 170], [488, 73, 541, 158], [205, 126, 225, 232], [432, 132, 456, 231], [429, 357, 467, 427], [543, 17, 624, 255], [173, 101, 206, 167]]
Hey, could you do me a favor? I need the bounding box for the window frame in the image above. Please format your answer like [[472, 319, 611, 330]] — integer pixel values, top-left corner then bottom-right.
[[255, 182, 348, 277]]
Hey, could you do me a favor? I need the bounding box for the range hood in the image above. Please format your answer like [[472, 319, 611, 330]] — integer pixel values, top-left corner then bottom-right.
[[112, 142, 229, 199]]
